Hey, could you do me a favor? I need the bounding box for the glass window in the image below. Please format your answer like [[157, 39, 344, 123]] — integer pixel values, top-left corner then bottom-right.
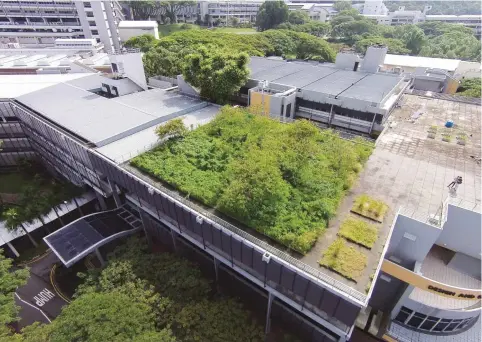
[[394, 307, 412, 323], [433, 322, 449, 331], [407, 315, 425, 328], [420, 318, 437, 331]]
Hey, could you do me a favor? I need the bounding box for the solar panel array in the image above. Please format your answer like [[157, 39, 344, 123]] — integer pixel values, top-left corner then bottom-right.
[[45, 220, 104, 262], [45, 206, 141, 264]]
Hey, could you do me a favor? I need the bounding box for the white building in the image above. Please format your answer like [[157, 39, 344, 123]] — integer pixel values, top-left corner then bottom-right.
[[0, 0, 124, 52], [362, 0, 388, 16], [118, 21, 158, 42], [286, 2, 337, 22], [362, 2, 481, 36], [199, 0, 263, 25]]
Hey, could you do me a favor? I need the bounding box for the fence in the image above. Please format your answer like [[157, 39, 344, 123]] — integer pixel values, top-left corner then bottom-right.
[[409, 89, 481, 106]]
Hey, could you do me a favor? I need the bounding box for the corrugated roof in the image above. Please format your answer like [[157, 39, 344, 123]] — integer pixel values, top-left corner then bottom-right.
[[384, 54, 461, 71]]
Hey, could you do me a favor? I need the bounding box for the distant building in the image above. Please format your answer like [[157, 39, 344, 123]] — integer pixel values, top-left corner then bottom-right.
[[118, 21, 159, 42], [199, 0, 263, 25], [286, 2, 337, 22], [362, 0, 388, 16], [0, 0, 124, 52]]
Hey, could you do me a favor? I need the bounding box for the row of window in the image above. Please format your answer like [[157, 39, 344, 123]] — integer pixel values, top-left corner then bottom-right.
[[296, 99, 384, 125], [395, 306, 477, 334]]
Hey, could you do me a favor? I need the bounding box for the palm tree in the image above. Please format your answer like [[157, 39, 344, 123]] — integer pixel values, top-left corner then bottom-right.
[[4, 207, 39, 247]]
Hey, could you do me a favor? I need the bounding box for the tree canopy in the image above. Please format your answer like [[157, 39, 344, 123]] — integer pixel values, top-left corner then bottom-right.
[[132, 107, 373, 253], [183, 47, 250, 103], [256, 0, 289, 31], [0, 250, 29, 326], [129, 1, 196, 23], [456, 78, 481, 98], [288, 10, 310, 25], [333, 1, 353, 12]]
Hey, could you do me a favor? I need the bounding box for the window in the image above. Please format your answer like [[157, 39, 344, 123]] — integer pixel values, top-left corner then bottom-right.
[[407, 312, 426, 328], [394, 307, 412, 323], [83, 2, 91, 8], [420, 317, 438, 331], [91, 29, 98, 35]]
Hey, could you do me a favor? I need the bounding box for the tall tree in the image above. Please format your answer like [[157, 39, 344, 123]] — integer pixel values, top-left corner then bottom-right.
[[48, 292, 175, 342], [3, 207, 38, 247], [158, 1, 196, 24], [288, 10, 310, 25], [256, 0, 289, 31], [333, 0, 353, 12], [183, 47, 250, 104], [124, 34, 158, 52], [129, 1, 161, 20], [0, 250, 29, 326]]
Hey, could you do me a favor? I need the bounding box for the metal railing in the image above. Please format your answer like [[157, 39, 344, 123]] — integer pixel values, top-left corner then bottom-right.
[[123, 162, 367, 304], [409, 89, 482, 106]]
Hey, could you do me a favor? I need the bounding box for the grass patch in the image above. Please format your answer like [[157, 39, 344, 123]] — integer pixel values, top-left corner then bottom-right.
[[210, 27, 256, 33], [158, 23, 200, 36], [442, 134, 452, 142], [319, 238, 367, 281], [131, 107, 373, 254], [351, 195, 388, 222], [0, 172, 29, 193], [428, 125, 438, 133], [338, 217, 378, 249]]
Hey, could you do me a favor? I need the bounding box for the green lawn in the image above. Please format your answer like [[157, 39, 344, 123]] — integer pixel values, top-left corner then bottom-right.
[[0, 172, 28, 193], [210, 27, 256, 34], [158, 23, 200, 37], [319, 238, 367, 281], [131, 107, 373, 254], [351, 194, 388, 222], [338, 217, 378, 249]]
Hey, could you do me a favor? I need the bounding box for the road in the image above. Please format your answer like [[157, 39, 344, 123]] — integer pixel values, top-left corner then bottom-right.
[[13, 252, 68, 330]]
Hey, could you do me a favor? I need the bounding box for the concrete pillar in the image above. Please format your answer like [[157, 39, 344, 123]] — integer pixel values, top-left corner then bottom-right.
[[95, 248, 105, 267], [7, 242, 20, 258], [214, 257, 220, 283], [95, 191, 107, 211], [139, 211, 151, 248], [171, 229, 178, 251], [265, 292, 274, 335], [108, 178, 122, 208], [328, 104, 334, 126]]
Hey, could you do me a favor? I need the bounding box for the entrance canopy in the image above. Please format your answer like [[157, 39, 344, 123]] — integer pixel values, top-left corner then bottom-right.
[[44, 205, 142, 267]]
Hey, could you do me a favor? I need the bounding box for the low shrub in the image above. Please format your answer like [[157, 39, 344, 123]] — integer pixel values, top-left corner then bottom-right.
[[338, 217, 378, 249], [319, 238, 367, 281]]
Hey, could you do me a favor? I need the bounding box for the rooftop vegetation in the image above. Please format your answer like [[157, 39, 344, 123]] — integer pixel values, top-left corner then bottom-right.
[[338, 216, 378, 249], [351, 194, 388, 223], [131, 107, 373, 254], [319, 238, 367, 281]]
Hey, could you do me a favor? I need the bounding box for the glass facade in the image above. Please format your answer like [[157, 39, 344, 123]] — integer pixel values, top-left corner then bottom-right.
[[394, 306, 478, 334]]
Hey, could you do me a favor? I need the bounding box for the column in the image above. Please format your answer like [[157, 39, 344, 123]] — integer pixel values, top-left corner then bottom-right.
[[95, 191, 107, 211], [265, 292, 274, 335], [7, 242, 20, 258], [95, 248, 105, 267], [213, 257, 220, 283], [107, 178, 122, 208], [170, 229, 178, 251]]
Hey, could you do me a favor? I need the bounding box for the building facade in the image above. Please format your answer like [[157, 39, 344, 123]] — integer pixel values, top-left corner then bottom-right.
[[199, 0, 262, 25], [0, 0, 123, 51]]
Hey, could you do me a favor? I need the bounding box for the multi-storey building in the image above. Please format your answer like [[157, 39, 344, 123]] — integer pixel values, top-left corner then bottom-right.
[[199, 0, 263, 25], [0, 0, 124, 51], [0, 49, 480, 342]]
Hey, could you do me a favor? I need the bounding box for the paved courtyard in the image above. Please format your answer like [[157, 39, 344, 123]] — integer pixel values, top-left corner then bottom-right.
[[301, 95, 481, 293]]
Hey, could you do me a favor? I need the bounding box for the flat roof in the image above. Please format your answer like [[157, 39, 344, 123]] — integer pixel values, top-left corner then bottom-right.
[[248, 57, 403, 103], [0, 73, 94, 99], [384, 54, 461, 71], [15, 76, 210, 147]]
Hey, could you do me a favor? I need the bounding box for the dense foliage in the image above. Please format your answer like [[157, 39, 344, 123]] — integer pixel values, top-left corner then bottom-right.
[[183, 47, 250, 103], [256, 0, 289, 31], [132, 107, 372, 253], [3, 237, 264, 341], [129, 1, 196, 24], [456, 78, 481, 98], [0, 250, 29, 326]]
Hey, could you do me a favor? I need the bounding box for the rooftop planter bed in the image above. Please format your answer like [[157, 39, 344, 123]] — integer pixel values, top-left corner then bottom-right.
[[351, 194, 388, 223], [338, 216, 378, 249], [319, 238, 367, 281], [131, 107, 373, 254]]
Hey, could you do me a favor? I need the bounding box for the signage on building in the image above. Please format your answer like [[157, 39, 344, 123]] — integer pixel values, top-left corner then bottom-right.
[[381, 260, 482, 300]]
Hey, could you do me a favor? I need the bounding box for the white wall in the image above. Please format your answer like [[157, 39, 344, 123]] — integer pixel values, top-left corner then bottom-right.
[[119, 27, 159, 42]]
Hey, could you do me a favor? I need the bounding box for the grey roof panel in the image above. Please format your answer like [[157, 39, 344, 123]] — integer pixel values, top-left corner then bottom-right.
[[16, 79, 209, 147], [340, 73, 402, 103], [251, 62, 306, 82], [272, 65, 339, 88], [303, 70, 368, 96], [248, 57, 286, 75]]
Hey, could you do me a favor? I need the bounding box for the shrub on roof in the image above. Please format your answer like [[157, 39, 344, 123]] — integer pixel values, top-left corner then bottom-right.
[[131, 107, 373, 254]]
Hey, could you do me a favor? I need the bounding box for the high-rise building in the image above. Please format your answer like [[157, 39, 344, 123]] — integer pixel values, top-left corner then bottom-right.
[[0, 0, 124, 52]]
